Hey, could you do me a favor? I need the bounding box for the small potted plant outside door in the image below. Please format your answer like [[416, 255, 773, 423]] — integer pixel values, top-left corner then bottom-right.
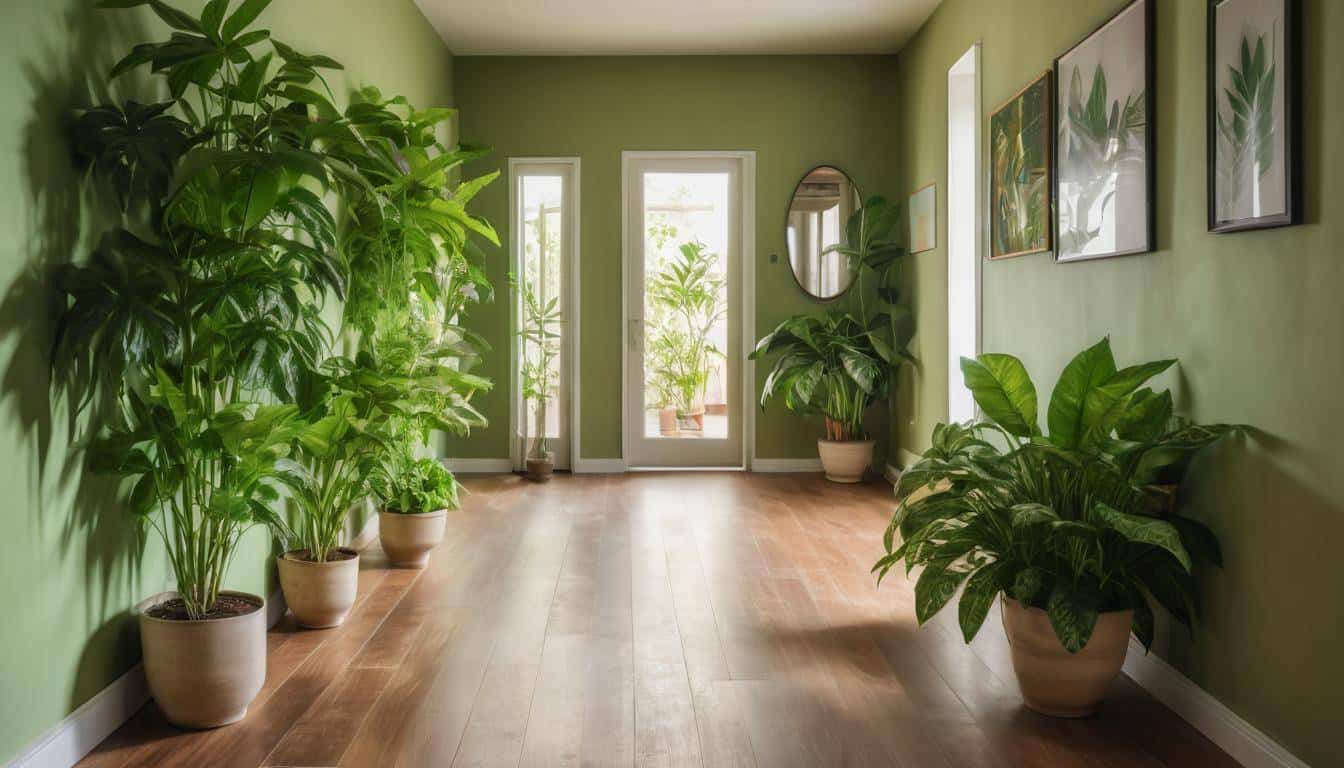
[[515, 275, 560, 481], [647, 241, 727, 436]]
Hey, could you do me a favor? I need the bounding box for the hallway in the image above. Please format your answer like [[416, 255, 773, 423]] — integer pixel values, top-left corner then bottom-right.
[[79, 474, 1237, 767]]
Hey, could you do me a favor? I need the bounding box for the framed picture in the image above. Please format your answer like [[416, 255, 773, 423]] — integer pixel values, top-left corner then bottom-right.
[[1208, 0, 1300, 232], [909, 183, 936, 254], [1053, 0, 1155, 262], [990, 70, 1052, 259]]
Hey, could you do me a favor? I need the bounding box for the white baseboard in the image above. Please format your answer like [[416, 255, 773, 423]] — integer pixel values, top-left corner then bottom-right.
[[443, 458, 513, 473], [573, 458, 626, 474], [1122, 638, 1309, 768], [8, 584, 289, 768], [750, 458, 823, 473]]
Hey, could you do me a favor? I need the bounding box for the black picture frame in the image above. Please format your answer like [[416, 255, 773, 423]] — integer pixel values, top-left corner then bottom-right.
[[1207, 0, 1301, 233], [1052, 0, 1156, 263]]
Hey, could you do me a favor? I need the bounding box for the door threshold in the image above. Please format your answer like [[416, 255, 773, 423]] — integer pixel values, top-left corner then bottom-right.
[[625, 465, 746, 473]]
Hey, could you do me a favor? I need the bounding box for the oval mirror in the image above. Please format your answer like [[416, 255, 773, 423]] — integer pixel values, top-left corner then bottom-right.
[[786, 166, 862, 300]]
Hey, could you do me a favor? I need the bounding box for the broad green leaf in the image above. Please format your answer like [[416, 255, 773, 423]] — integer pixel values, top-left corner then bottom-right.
[[1010, 503, 1059, 527], [958, 561, 1005, 642], [1169, 515, 1223, 568], [959, 354, 1038, 437], [222, 0, 273, 42], [1092, 502, 1191, 571], [1047, 583, 1099, 653], [1127, 585, 1155, 652], [1047, 337, 1116, 449], [914, 565, 969, 625], [1115, 388, 1173, 442], [1081, 359, 1175, 441], [1010, 566, 1046, 604], [152, 367, 187, 425], [243, 163, 283, 230]]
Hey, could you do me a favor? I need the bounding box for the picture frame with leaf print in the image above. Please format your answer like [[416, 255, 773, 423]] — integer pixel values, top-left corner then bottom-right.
[[1053, 0, 1155, 263], [990, 70, 1052, 260], [1207, 0, 1300, 233]]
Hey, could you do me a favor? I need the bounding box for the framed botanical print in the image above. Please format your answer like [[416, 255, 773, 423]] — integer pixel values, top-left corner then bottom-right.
[[1208, 0, 1300, 232], [990, 70, 1052, 259], [1053, 0, 1154, 262]]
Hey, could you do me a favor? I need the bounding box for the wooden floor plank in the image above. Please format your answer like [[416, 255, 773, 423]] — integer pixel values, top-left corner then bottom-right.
[[78, 473, 1242, 768]]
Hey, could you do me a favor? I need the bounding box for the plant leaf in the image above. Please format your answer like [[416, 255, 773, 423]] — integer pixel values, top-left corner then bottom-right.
[[1048, 337, 1117, 449], [958, 561, 1005, 642], [1047, 583, 1099, 653], [959, 354, 1038, 437]]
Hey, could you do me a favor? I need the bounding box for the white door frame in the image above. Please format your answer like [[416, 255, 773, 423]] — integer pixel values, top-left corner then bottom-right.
[[508, 157, 581, 472], [620, 150, 756, 471]]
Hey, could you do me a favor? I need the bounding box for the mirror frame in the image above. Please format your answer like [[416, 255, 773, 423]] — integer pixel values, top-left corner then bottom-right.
[[784, 164, 862, 302]]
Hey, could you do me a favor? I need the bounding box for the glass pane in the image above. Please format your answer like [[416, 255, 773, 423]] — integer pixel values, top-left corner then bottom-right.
[[642, 172, 730, 440], [521, 175, 563, 446]]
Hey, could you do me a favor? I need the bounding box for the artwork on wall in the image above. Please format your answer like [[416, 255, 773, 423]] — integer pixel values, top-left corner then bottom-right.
[[1208, 0, 1299, 232], [1053, 0, 1154, 262], [908, 183, 936, 254], [990, 70, 1052, 259]]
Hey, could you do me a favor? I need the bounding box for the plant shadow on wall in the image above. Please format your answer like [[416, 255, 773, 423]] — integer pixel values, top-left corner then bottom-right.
[[751, 196, 914, 482], [0, 0, 160, 709]]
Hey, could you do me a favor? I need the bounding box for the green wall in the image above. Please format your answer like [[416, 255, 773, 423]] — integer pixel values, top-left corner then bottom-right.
[[0, 1, 451, 762], [447, 55, 901, 462], [893, 1, 1343, 765]]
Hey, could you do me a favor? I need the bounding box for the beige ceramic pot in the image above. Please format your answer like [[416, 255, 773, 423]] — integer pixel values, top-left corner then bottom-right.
[[526, 454, 555, 482], [277, 548, 359, 628], [1000, 596, 1133, 717], [817, 439, 875, 483], [137, 590, 266, 729], [379, 508, 447, 568], [658, 407, 678, 436]]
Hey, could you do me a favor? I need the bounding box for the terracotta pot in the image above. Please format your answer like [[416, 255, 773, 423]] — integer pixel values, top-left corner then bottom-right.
[[277, 548, 359, 628], [817, 439, 875, 483], [526, 454, 555, 482], [379, 508, 447, 568], [137, 590, 266, 729], [658, 407, 678, 436], [1000, 596, 1133, 717]]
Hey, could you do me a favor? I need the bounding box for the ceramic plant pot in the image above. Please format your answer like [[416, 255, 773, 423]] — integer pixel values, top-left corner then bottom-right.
[[658, 407, 678, 436], [1000, 596, 1134, 717], [526, 454, 555, 482], [817, 439, 875, 483], [676, 409, 704, 432], [137, 590, 266, 729], [379, 508, 447, 568], [277, 548, 359, 628]]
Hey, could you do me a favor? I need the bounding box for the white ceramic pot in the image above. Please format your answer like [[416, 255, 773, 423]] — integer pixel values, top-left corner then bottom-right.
[[277, 548, 359, 628], [379, 508, 447, 568], [137, 590, 266, 729], [817, 439, 875, 483], [1000, 596, 1133, 717]]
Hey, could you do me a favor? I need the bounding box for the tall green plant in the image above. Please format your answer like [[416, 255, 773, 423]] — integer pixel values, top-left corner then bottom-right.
[[874, 339, 1239, 652], [647, 241, 726, 417], [511, 274, 560, 458], [751, 196, 912, 441], [53, 0, 363, 618], [1216, 28, 1278, 219]]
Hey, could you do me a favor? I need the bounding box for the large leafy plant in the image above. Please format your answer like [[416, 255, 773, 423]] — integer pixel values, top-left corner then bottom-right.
[[54, 0, 362, 618], [371, 457, 460, 515], [647, 241, 726, 418], [873, 339, 1238, 652], [751, 196, 911, 441]]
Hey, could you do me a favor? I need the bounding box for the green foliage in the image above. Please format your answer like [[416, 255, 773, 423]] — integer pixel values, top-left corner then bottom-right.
[[1216, 28, 1278, 220], [874, 338, 1241, 653], [991, 74, 1049, 256], [372, 457, 460, 515], [52, 0, 496, 616], [511, 273, 561, 458], [646, 241, 726, 417], [751, 196, 913, 440]]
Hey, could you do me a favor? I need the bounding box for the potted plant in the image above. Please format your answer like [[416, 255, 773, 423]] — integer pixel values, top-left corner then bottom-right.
[[752, 197, 911, 482], [372, 453, 460, 567], [874, 338, 1239, 717], [50, 0, 369, 727], [513, 274, 560, 480], [647, 241, 726, 433]]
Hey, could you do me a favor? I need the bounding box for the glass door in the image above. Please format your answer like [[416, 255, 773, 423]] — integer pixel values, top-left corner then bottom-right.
[[623, 154, 744, 468], [512, 160, 576, 470]]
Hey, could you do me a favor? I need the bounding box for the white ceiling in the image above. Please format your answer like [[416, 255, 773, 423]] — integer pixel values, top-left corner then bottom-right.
[[414, 0, 942, 56]]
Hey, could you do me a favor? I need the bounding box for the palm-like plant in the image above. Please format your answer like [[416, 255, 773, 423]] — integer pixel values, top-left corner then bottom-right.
[[751, 196, 911, 441], [874, 339, 1238, 652], [54, 0, 361, 618], [512, 274, 561, 458], [647, 241, 726, 419], [1058, 65, 1146, 255], [1216, 29, 1278, 219]]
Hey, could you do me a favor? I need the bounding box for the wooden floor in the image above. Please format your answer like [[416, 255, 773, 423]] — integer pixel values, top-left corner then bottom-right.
[[81, 473, 1240, 768]]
